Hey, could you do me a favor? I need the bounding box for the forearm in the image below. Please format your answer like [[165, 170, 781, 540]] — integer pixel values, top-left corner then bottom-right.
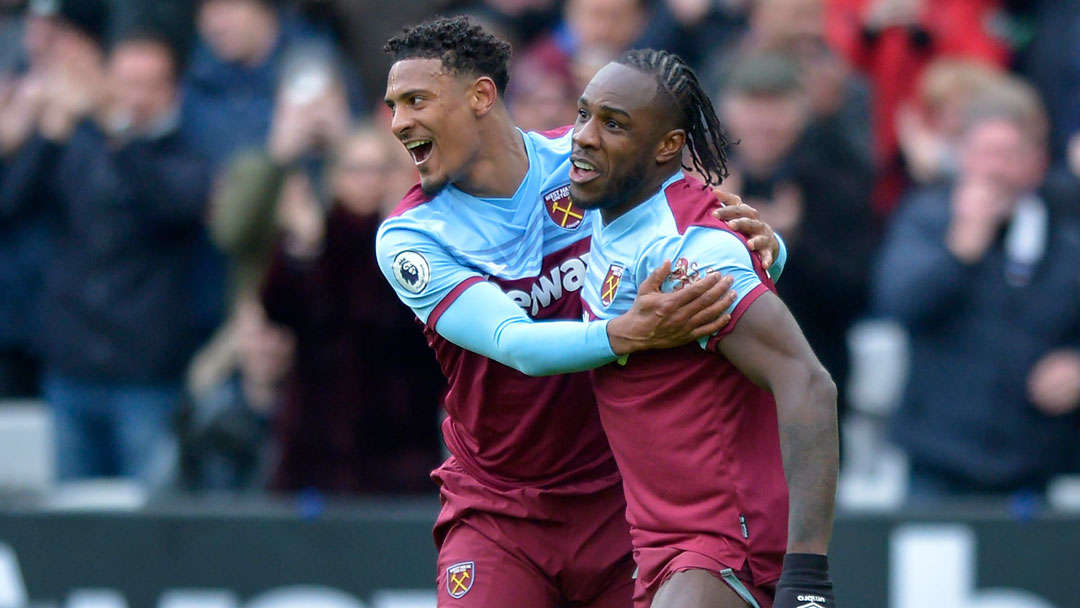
[[436, 282, 617, 376], [774, 364, 839, 554]]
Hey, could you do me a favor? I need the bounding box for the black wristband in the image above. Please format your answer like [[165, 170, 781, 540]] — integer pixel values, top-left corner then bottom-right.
[[781, 553, 830, 576], [776, 553, 835, 607]]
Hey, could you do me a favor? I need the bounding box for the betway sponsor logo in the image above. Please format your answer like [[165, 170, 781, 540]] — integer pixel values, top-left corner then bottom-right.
[[505, 254, 588, 317]]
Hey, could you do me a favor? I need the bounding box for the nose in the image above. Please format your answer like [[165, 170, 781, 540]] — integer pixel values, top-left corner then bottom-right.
[[391, 106, 415, 139], [573, 115, 600, 150]]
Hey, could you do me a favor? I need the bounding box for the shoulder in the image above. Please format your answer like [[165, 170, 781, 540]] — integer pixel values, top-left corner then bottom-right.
[[667, 225, 755, 271], [529, 124, 574, 141], [386, 183, 436, 219], [525, 125, 573, 151], [661, 174, 727, 234]]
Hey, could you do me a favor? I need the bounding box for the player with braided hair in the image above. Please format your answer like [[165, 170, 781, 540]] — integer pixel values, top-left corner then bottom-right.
[[572, 49, 839, 608], [614, 49, 732, 187]]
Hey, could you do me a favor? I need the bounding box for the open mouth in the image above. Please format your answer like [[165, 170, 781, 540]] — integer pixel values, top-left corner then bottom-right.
[[405, 139, 434, 165], [569, 157, 601, 184]]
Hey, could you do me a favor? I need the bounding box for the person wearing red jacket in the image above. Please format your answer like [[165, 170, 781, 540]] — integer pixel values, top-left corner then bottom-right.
[[826, 0, 1011, 214]]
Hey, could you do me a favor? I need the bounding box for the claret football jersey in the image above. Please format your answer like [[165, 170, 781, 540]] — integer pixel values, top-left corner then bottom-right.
[[376, 127, 619, 492], [581, 172, 788, 585]]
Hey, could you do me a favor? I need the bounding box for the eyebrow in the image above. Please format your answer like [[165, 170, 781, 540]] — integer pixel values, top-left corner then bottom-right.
[[385, 88, 429, 105], [578, 96, 631, 120]]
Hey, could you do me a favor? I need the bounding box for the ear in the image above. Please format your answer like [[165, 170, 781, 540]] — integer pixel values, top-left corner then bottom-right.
[[470, 76, 499, 117], [655, 129, 686, 164]]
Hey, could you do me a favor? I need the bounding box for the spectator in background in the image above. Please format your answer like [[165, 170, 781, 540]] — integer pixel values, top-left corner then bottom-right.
[[505, 55, 577, 132], [826, 0, 1012, 215], [0, 0, 70, 398], [212, 114, 442, 494], [874, 79, 1080, 503], [519, 0, 649, 92], [896, 58, 1003, 187], [209, 55, 351, 304], [636, 0, 750, 70], [182, 0, 361, 169], [0, 12, 213, 483], [261, 128, 444, 494], [178, 295, 293, 492], [720, 52, 875, 428], [707, 0, 873, 175]]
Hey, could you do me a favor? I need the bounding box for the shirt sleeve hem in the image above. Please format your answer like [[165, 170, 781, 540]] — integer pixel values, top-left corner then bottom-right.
[[706, 282, 770, 351], [427, 276, 486, 329]]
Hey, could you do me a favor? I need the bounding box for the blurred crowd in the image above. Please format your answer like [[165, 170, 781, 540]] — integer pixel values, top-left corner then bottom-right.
[[0, 0, 1078, 505]]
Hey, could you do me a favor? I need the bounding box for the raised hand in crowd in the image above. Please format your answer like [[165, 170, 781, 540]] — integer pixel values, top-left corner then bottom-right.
[[277, 172, 325, 260], [0, 74, 45, 155], [37, 41, 106, 141], [946, 177, 1013, 264], [1027, 350, 1080, 417], [268, 84, 350, 165], [896, 102, 948, 184]]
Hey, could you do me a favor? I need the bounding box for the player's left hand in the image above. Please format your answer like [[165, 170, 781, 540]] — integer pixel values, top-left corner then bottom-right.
[[710, 190, 779, 270], [774, 553, 836, 608]]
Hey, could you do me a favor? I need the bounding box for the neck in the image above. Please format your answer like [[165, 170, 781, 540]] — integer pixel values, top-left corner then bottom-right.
[[600, 164, 681, 224], [453, 105, 529, 198]]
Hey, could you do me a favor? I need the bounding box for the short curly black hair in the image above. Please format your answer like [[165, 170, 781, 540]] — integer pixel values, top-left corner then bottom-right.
[[384, 16, 512, 94]]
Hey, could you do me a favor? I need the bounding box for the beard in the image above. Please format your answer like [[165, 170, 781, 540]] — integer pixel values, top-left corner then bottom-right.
[[570, 155, 652, 212]]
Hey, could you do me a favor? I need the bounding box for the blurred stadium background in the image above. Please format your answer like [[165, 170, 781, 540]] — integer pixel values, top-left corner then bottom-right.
[[1, 0, 1080, 606]]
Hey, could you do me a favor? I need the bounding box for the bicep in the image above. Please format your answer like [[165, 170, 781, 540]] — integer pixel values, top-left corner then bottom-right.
[[716, 291, 823, 390]]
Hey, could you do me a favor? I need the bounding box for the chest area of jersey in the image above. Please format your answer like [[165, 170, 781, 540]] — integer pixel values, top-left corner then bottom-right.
[[490, 238, 591, 319], [583, 239, 638, 319]]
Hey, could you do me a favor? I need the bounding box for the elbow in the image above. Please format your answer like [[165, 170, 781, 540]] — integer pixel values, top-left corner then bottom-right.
[[780, 360, 838, 425], [513, 359, 556, 377], [808, 365, 838, 421]]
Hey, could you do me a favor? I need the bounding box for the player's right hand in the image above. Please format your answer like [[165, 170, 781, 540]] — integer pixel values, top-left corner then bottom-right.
[[774, 553, 836, 608], [606, 260, 735, 356]]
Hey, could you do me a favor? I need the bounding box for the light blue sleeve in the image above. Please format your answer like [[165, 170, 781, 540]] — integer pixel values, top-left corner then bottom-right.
[[437, 282, 617, 376], [376, 225, 485, 324], [769, 232, 788, 283], [644, 226, 766, 350], [376, 224, 617, 376]]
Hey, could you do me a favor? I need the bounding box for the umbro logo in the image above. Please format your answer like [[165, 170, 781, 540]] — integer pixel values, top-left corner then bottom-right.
[[796, 595, 827, 608]]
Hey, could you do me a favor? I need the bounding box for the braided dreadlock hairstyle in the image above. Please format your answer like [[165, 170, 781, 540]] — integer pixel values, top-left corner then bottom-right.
[[616, 49, 731, 186]]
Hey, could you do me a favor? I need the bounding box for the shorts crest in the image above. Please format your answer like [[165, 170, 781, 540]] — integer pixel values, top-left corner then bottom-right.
[[447, 561, 475, 599]]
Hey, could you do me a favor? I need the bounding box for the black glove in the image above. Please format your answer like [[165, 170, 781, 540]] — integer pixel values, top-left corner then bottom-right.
[[774, 553, 835, 608]]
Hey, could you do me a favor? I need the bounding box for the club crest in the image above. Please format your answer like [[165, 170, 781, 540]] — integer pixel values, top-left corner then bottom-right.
[[601, 265, 624, 307], [446, 561, 475, 598], [543, 185, 583, 230]]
